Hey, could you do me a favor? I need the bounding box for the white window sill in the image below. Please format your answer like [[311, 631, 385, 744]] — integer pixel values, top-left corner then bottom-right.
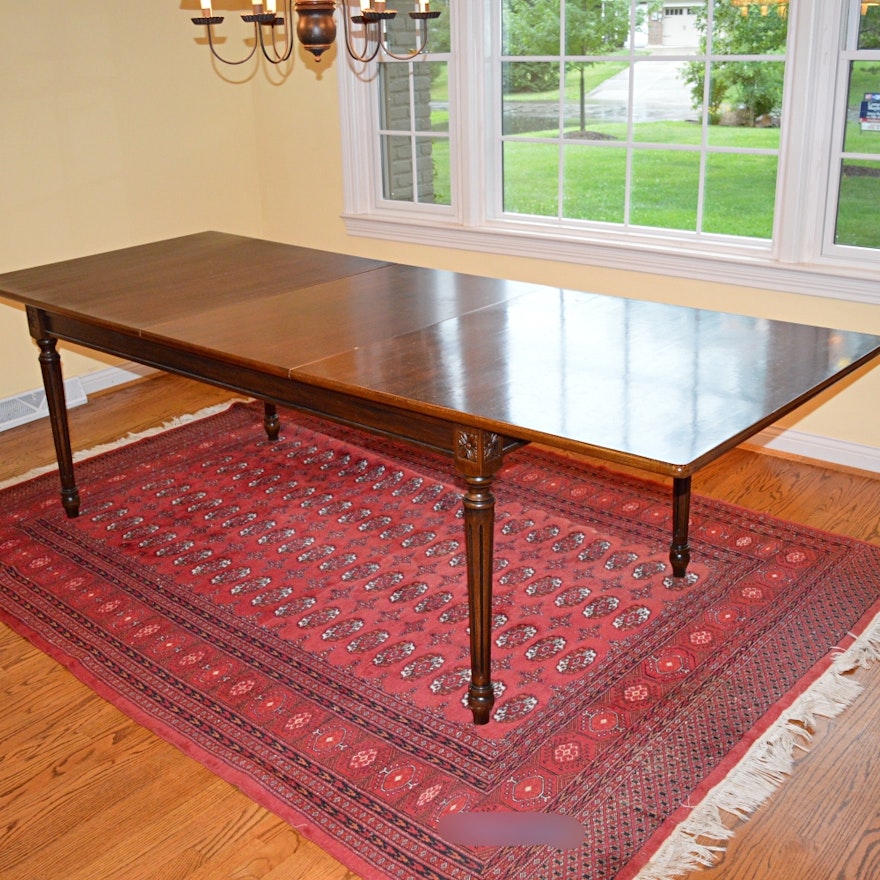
[[342, 212, 880, 305]]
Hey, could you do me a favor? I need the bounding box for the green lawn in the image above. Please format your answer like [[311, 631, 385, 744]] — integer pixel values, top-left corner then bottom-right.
[[419, 65, 878, 246], [497, 120, 780, 237]]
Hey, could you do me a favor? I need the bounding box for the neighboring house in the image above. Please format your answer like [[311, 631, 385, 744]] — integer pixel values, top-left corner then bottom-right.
[[645, 2, 703, 48]]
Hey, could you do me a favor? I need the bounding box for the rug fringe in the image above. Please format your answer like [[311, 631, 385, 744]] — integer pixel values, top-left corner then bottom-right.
[[0, 399, 245, 491], [635, 612, 880, 879]]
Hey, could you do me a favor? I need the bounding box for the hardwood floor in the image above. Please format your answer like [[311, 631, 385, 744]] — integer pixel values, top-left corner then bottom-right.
[[1, 373, 879, 879]]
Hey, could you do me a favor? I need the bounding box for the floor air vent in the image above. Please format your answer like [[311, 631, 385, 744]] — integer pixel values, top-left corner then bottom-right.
[[0, 378, 88, 433]]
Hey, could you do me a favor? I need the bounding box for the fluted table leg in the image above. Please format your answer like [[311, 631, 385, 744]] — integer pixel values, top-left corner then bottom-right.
[[454, 426, 504, 725]]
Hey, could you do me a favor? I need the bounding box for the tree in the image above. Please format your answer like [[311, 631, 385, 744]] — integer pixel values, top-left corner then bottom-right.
[[565, 0, 632, 133], [503, 0, 632, 134], [683, 2, 788, 126], [859, 4, 880, 49]]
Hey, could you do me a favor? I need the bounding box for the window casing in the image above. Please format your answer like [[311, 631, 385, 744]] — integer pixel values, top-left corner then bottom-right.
[[338, 0, 880, 304]]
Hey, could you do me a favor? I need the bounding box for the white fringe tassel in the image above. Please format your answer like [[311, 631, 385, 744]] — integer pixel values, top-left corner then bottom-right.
[[635, 615, 880, 879], [0, 399, 244, 491]]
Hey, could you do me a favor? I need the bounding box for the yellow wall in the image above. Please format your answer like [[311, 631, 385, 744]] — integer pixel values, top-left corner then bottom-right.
[[0, 2, 263, 395], [1, 2, 877, 454]]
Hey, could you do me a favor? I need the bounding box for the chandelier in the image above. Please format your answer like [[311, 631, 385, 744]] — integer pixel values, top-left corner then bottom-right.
[[192, 0, 441, 64], [729, 0, 788, 15]]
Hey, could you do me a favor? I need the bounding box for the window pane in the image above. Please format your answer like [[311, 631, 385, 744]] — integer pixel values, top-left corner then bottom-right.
[[503, 142, 559, 215], [835, 159, 880, 247], [858, 2, 880, 50], [564, 60, 629, 138], [426, 61, 449, 133], [380, 0, 450, 55], [712, 1, 789, 54], [378, 56, 448, 206], [503, 62, 561, 136], [631, 60, 701, 144], [380, 63, 411, 131], [630, 149, 700, 231], [497, 1, 787, 240], [833, 9, 880, 254], [381, 134, 448, 204], [563, 144, 626, 222], [703, 152, 777, 236], [502, 0, 561, 56], [565, 0, 630, 59], [705, 60, 786, 134], [380, 61, 445, 133], [843, 61, 880, 154], [420, 136, 451, 205], [381, 134, 414, 201]]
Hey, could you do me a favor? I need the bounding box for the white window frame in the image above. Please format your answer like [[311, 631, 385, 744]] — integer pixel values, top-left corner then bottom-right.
[[338, 0, 880, 304]]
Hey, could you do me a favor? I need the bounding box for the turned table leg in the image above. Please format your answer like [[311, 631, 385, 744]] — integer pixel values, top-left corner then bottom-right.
[[670, 475, 691, 578], [30, 315, 80, 518], [263, 402, 280, 441]]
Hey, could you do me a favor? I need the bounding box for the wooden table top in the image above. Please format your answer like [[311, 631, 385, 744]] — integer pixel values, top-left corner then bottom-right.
[[2, 231, 879, 476]]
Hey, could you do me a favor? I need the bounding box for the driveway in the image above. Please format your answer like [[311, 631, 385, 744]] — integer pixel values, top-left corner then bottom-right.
[[502, 48, 700, 133], [584, 56, 697, 123]]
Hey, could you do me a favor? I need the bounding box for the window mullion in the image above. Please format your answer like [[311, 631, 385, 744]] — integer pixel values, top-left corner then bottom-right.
[[772, 0, 839, 265], [455, 0, 491, 226]]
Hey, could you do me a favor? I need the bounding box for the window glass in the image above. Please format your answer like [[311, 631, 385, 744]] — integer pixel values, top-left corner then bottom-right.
[[502, 142, 560, 215], [858, 2, 880, 50], [562, 143, 627, 222], [834, 4, 880, 248], [499, 0, 788, 238], [338, 1, 880, 299], [376, 2, 450, 206]]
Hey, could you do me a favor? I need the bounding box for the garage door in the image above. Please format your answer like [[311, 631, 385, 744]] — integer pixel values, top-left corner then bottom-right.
[[663, 7, 698, 47]]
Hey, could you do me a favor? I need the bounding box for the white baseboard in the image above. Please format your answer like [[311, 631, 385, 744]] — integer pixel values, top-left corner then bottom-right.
[[0, 363, 156, 433], [0, 377, 88, 432], [5, 362, 880, 474], [742, 426, 880, 474], [77, 362, 158, 396]]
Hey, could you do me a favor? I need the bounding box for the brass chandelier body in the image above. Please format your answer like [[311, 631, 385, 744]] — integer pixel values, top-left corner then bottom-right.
[[192, 0, 441, 65]]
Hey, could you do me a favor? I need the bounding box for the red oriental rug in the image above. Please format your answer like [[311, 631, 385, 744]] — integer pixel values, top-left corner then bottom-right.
[[2, 402, 879, 880]]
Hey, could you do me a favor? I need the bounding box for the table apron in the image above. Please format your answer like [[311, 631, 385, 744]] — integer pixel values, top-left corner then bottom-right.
[[28, 307, 525, 460]]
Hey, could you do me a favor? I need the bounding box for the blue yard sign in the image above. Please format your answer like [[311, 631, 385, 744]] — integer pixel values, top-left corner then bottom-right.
[[859, 93, 880, 131]]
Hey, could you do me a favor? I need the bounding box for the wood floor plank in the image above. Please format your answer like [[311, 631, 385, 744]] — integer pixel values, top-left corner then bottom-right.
[[1, 373, 878, 880]]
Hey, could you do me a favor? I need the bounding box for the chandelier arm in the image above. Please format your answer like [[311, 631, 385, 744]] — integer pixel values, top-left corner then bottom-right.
[[341, 5, 383, 63], [206, 22, 259, 66], [270, 0, 297, 62], [377, 23, 430, 62], [258, 17, 295, 63]]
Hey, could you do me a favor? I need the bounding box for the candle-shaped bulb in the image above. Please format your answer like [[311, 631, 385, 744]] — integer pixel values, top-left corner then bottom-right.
[[360, 0, 370, 9], [266, 0, 276, 11], [201, 2, 212, 15], [417, 0, 429, 10]]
